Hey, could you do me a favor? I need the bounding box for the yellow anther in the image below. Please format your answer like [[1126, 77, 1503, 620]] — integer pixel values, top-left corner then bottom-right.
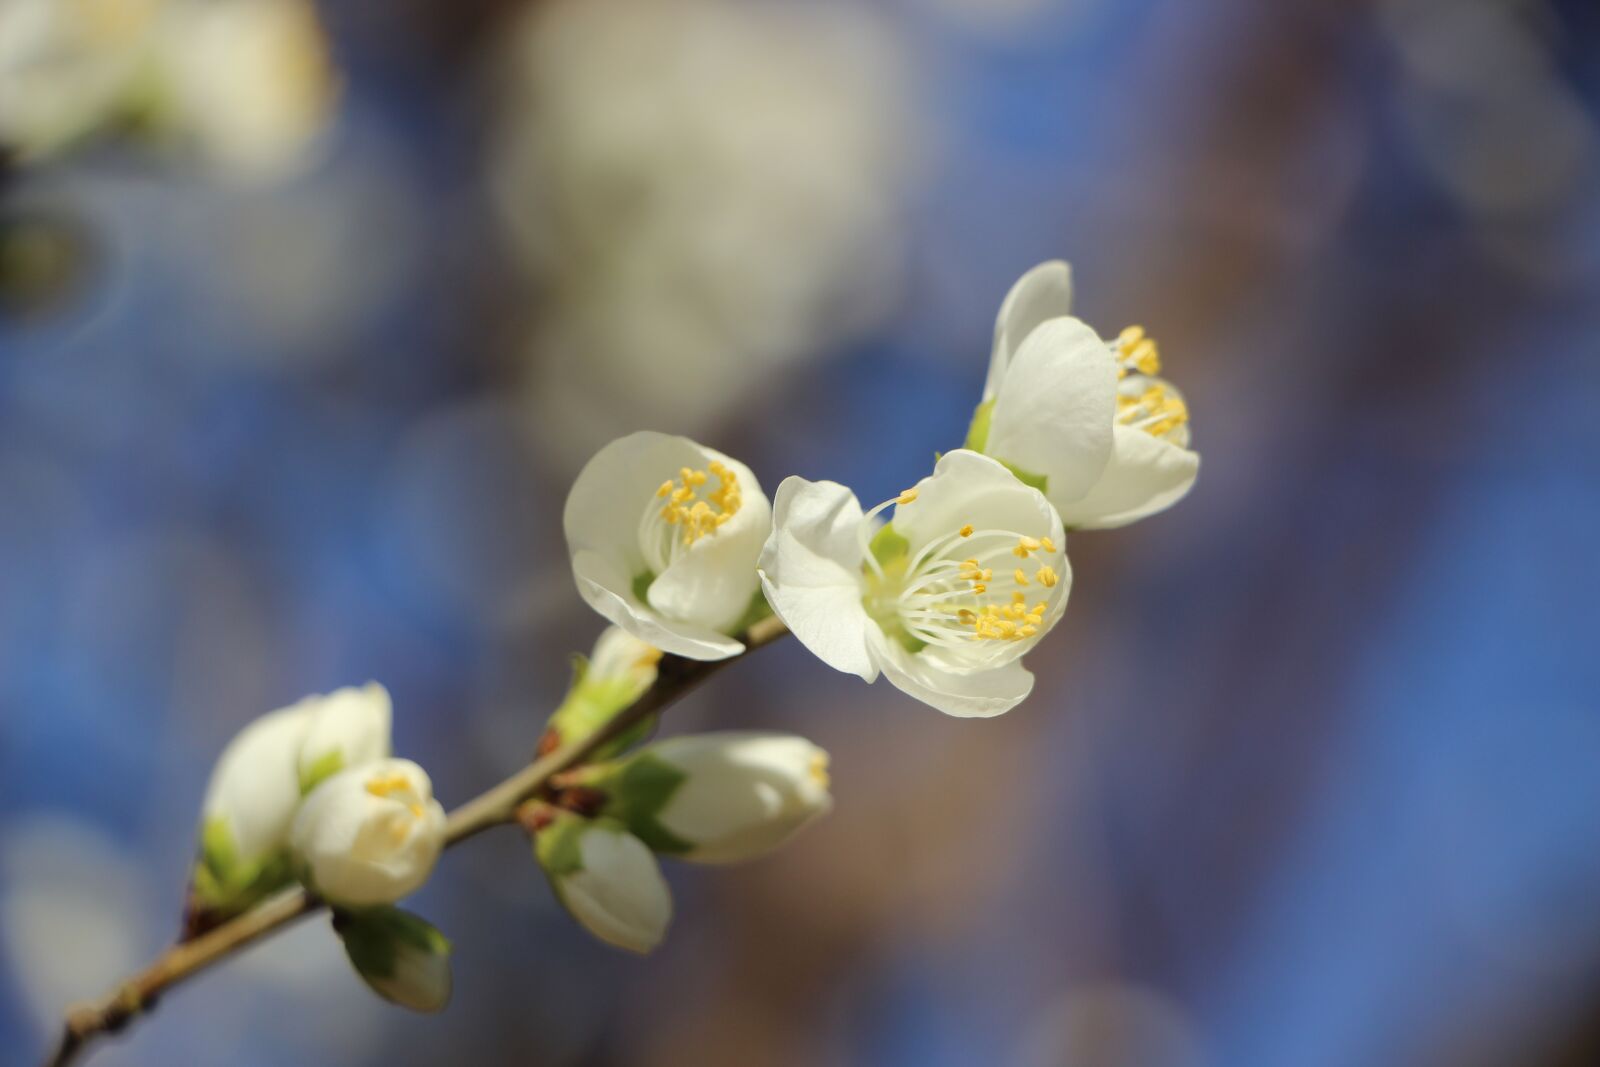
[[973, 584, 986, 594], [897, 488, 919, 505], [1032, 601, 1048, 616], [365, 773, 413, 801], [1117, 325, 1162, 376], [1012, 591, 1026, 604], [1036, 565, 1059, 588], [1019, 625, 1038, 638], [960, 524, 974, 537], [808, 752, 831, 789], [654, 462, 744, 546], [1014, 568, 1030, 586], [1040, 536, 1056, 553]]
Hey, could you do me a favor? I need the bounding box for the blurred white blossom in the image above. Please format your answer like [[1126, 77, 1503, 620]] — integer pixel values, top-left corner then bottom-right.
[[0, 0, 336, 179], [0, 816, 152, 1037], [494, 0, 914, 468]]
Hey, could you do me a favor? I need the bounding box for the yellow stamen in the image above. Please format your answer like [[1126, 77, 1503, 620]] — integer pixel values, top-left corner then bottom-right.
[[959, 524, 974, 537], [1036, 565, 1059, 588], [897, 488, 919, 505], [1040, 536, 1056, 553], [654, 462, 744, 546], [1014, 568, 1030, 586]]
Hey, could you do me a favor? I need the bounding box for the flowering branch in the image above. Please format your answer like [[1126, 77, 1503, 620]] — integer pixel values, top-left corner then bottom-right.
[[43, 614, 790, 1067]]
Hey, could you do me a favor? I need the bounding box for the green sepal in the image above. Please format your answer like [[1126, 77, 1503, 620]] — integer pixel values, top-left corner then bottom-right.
[[631, 570, 656, 603], [549, 682, 657, 762], [334, 906, 452, 1013], [298, 750, 344, 795], [998, 461, 1048, 494], [963, 399, 995, 452], [582, 753, 695, 855], [190, 817, 295, 919], [534, 809, 600, 876]]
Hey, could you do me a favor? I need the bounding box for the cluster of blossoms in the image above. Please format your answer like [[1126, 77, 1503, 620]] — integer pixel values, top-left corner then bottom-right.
[[570, 260, 1199, 714], [188, 260, 1195, 1016]]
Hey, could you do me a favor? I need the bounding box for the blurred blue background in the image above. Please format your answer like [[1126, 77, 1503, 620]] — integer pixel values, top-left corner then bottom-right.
[[3, 0, 1600, 1065]]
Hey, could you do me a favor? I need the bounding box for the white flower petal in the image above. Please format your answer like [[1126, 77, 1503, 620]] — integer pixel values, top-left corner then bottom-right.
[[297, 682, 393, 789], [645, 454, 769, 631], [891, 450, 1062, 556], [291, 759, 446, 907], [560, 826, 671, 955], [986, 317, 1118, 501], [565, 431, 708, 572], [572, 549, 745, 660], [758, 476, 877, 682], [1054, 425, 1200, 530], [984, 260, 1074, 401], [202, 703, 315, 863], [867, 627, 1035, 718]]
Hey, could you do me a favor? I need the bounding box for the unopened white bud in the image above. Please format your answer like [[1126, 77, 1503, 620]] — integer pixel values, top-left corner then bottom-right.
[[291, 759, 446, 907], [640, 733, 832, 864], [537, 814, 671, 955]]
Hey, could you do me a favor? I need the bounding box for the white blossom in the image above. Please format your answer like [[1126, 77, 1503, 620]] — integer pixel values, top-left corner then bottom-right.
[[0, 0, 334, 178], [564, 432, 771, 661], [153, 0, 336, 180], [760, 450, 1070, 717], [645, 733, 831, 864], [290, 759, 447, 907], [971, 261, 1200, 529], [494, 0, 911, 468], [539, 817, 672, 955]]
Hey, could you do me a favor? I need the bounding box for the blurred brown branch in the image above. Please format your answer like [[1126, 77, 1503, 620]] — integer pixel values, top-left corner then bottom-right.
[[43, 614, 790, 1067]]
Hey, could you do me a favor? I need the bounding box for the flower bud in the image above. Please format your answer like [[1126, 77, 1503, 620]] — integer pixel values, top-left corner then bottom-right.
[[334, 906, 452, 1013], [608, 733, 832, 864], [297, 682, 393, 794], [545, 628, 662, 757], [291, 759, 447, 907], [194, 703, 311, 913], [535, 812, 671, 954], [193, 684, 398, 921]]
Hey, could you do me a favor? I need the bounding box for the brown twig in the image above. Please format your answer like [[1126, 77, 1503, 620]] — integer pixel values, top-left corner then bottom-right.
[[44, 615, 789, 1067]]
